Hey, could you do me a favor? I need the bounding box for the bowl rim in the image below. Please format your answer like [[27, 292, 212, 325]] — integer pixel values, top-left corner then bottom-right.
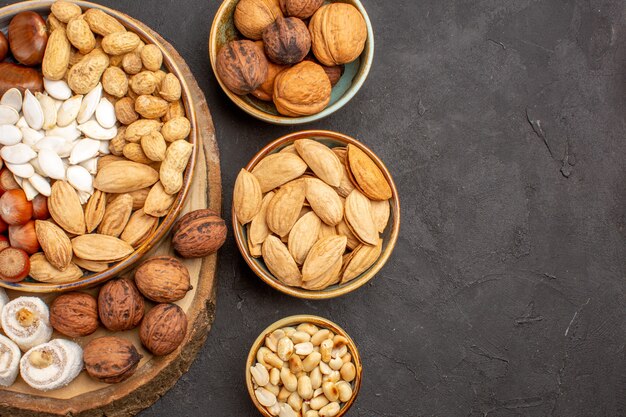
[[208, 0, 375, 125], [245, 314, 362, 417], [0, 0, 198, 293], [232, 130, 400, 299]]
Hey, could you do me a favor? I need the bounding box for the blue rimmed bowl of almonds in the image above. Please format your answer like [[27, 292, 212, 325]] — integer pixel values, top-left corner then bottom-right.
[[246, 315, 362, 417]]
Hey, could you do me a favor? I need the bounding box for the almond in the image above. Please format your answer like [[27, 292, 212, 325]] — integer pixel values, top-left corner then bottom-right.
[[288, 211, 322, 265], [344, 189, 378, 245], [341, 239, 382, 283], [29, 252, 83, 283], [302, 256, 342, 291], [84, 190, 107, 232], [49, 181, 86, 235], [346, 144, 392, 201], [144, 182, 176, 217], [262, 235, 302, 287], [94, 160, 159, 193], [301, 235, 346, 283], [71, 234, 134, 262], [336, 219, 360, 250], [98, 194, 133, 237], [35, 220, 73, 271], [294, 139, 342, 187], [120, 209, 158, 247], [266, 179, 306, 237], [370, 199, 390, 233], [72, 256, 109, 272], [305, 178, 343, 226], [251, 153, 308, 193], [249, 191, 274, 246], [234, 169, 263, 225]]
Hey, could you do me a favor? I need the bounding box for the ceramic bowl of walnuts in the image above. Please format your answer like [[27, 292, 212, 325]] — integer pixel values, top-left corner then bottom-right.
[[209, 0, 374, 125]]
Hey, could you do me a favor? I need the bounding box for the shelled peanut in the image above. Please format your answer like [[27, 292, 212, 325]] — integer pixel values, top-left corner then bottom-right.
[[250, 322, 357, 417]]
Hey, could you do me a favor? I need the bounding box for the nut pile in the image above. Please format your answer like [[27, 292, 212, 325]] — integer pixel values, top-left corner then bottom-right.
[[234, 139, 391, 290], [250, 322, 357, 417], [0, 1, 195, 283], [216, 0, 367, 117]]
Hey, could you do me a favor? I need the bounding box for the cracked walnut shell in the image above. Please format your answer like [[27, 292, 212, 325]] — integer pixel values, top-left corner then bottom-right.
[[217, 40, 268, 95], [309, 3, 367, 66], [273, 60, 331, 116]]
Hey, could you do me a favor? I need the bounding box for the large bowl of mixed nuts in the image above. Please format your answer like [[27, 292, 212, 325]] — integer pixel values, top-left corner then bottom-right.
[[246, 315, 362, 417], [0, 1, 197, 292], [232, 130, 400, 299]]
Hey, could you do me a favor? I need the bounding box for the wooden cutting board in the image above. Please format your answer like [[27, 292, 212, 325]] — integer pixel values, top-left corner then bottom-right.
[[0, 12, 221, 417]]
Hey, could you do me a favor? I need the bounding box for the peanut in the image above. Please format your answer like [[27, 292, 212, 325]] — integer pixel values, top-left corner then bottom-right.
[[42, 28, 71, 81], [123, 143, 152, 164], [102, 66, 128, 98], [124, 119, 162, 143], [159, 73, 182, 102], [159, 140, 193, 195], [114, 97, 138, 125], [84, 9, 126, 36], [161, 116, 191, 142], [143, 181, 175, 217], [51, 1, 82, 23], [134, 95, 169, 119], [162, 100, 185, 122], [102, 32, 141, 56], [130, 71, 158, 95], [67, 48, 110, 94], [140, 131, 166, 162], [141, 44, 163, 71], [122, 52, 143, 75], [66, 16, 96, 54]]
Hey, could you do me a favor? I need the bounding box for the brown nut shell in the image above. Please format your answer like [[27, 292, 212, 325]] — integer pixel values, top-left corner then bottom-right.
[[172, 209, 227, 258], [50, 292, 99, 337], [234, 0, 283, 40], [84, 336, 143, 384], [263, 16, 311, 65], [279, 0, 324, 19], [8, 11, 49, 66], [309, 3, 367, 66], [140, 303, 188, 356], [216, 40, 268, 95], [0, 63, 43, 97], [134, 256, 192, 303], [98, 278, 145, 331], [273, 60, 331, 117], [0, 32, 8, 62]]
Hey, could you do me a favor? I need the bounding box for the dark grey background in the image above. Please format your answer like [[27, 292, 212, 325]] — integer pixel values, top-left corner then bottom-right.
[[6, 0, 626, 415]]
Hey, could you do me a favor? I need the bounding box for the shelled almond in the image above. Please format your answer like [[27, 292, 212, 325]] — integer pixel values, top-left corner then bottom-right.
[[235, 139, 391, 291], [0, 1, 194, 284]]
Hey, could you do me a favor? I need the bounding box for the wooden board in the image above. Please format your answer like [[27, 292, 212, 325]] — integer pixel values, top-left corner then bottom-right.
[[0, 16, 222, 417]]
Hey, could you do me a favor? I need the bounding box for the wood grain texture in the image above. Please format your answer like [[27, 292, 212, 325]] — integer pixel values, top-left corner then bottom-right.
[[0, 10, 222, 417]]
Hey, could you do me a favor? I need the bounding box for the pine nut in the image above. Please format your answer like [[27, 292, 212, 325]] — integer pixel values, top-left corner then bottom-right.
[[264, 351, 284, 369], [297, 375, 314, 400], [289, 355, 304, 374], [329, 357, 343, 371], [319, 402, 340, 417], [320, 339, 333, 363], [311, 329, 331, 346], [255, 387, 277, 407], [280, 367, 298, 392], [336, 381, 353, 402], [340, 362, 356, 382], [291, 331, 312, 344], [302, 351, 322, 372], [250, 363, 270, 386], [288, 391, 303, 411], [322, 382, 339, 402], [270, 367, 280, 386], [309, 395, 329, 410], [297, 323, 318, 336], [277, 337, 295, 361], [295, 342, 314, 356]]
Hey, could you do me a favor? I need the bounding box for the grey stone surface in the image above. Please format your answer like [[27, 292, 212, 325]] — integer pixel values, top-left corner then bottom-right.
[[4, 0, 626, 415]]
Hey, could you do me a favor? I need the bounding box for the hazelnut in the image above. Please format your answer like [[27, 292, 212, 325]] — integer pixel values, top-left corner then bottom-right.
[[279, 0, 323, 19], [273, 60, 331, 116], [134, 256, 192, 303], [309, 3, 367, 66], [172, 209, 227, 258], [84, 336, 143, 384], [140, 303, 188, 356], [216, 40, 268, 95], [234, 0, 283, 40], [98, 278, 145, 331], [50, 292, 99, 337], [263, 16, 311, 65]]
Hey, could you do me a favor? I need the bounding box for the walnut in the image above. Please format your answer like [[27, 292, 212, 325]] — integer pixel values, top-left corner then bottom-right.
[[273, 60, 331, 116], [139, 303, 188, 356], [279, 0, 323, 19], [309, 3, 367, 66], [84, 336, 143, 383], [98, 278, 145, 331], [263, 16, 310, 65], [172, 209, 228, 258], [134, 256, 192, 302], [49, 292, 99, 337], [234, 0, 283, 40], [216, 40, 268, 95], [251, 41, 288, 101]]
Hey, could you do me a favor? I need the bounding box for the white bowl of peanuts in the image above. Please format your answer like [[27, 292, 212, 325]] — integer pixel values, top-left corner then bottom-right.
[[246, 315, 362, 417]]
